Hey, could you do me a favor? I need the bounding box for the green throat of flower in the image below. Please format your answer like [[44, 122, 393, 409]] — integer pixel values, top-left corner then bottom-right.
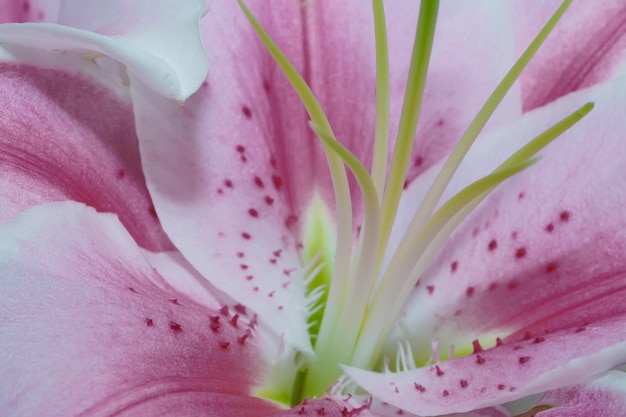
[[239, 0, 590, 406]]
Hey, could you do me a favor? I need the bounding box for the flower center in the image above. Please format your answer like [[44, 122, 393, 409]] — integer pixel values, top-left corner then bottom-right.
[[239, 0, 587, 406]]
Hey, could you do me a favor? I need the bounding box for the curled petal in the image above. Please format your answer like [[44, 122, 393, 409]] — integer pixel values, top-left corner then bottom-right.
[[0, 0, 207, 99], [0, 202, 280, 417], [346, 315, 626, 416], [135, 0, 316, 354]]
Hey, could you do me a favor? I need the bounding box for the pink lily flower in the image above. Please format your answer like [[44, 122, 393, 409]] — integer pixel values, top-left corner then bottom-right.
[[2, 1, 626, 416]]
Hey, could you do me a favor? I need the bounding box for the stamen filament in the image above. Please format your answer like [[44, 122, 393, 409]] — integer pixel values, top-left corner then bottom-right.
[[497, 102, 594, 171], [241, 0, 588, 406], [352, 160, 537, 367], [371, 0, 391, 199], [391, 0, 574, 274], [304, 123, 382, 397], [378, 0, 439, 266], [364, 0, 575, 348], [354, 101, 593, 367]]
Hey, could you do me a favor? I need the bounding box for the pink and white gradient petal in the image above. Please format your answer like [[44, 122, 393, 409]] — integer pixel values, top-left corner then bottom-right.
[[135, 0, 319, 355], [346, 315, 626, 416], [531, 370, 626, 417], [270, 397, 370, 417], [0, 63, 171, 251], [142, 250, 224, 311], [356, 77, 626, 416], [134, 0, 523, 354], [0, 0, 207, 100], [370, 399, 511, 417], [390, 76, 626, 359], [0, 202, 280, 417], [512, 0, 626, 111], [0, 0, 60, 22]]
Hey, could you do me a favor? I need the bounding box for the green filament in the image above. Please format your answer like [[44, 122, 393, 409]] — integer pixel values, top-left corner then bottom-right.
[[239, 0, 586, 406], [371, 0, 391, 199]]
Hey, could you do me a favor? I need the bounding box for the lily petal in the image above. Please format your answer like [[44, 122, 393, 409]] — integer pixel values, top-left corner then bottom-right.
[[0, 0, 60, 22], [346, 315, 626, 416], [270, 398, 365, 417], [513, 0, 626, 111], [0, 63, 171, 251], [395, 75, 626, 353], [359, 78, 626, 415], [371, 400, 511, 417], [449, 407, 512, 417], [0, 0, 207, 100], [531, 370, 626, 416], [134, 0, 522, 351], [134, 0, 319, 355], [141, 250, 224, 311], [0, 201, 281, 417]]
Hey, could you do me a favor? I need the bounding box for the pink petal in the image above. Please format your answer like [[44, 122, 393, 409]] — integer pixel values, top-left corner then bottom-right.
[[371, 399, 511, 417], [269, 397, 368, 417], [531, 370, 626, 416], [450, 407, 512, 417], [0, 63, 171, 251], [0, 201, 280, 417], [359, 78, 626, 415], [142, 250, 225, 310], [396, 76, 626, 353], [513, 0, 626, 111], [135, 0, 319, 354], [135, 0, 521, 349], [346, 315, 626, 416], [0, 0, 59, 22], [0, 0, 207, 99]]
